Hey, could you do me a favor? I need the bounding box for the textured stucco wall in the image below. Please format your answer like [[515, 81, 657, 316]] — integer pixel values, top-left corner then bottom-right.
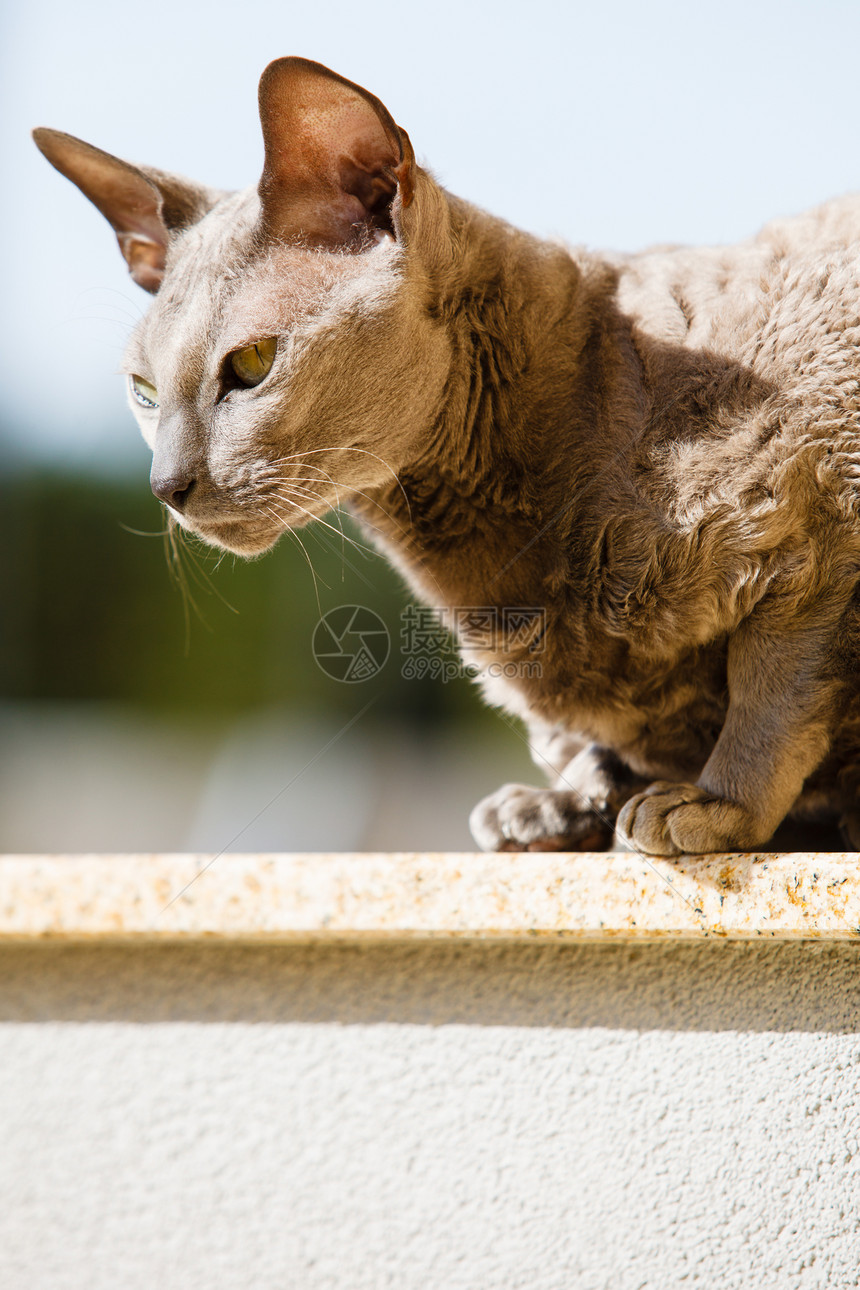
[[2, 939, 859, 1289]]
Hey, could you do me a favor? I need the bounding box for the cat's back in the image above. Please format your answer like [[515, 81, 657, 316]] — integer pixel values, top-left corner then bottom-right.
[[610, 193, 860, 395], [593, 197, 860, 598], [756, 192, 860, 259]]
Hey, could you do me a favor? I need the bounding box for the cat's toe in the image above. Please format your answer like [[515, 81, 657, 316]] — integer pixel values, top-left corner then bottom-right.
[[469, 784, 612, 852], [616, 782, 759, 856], [470, 783, 549, 850]]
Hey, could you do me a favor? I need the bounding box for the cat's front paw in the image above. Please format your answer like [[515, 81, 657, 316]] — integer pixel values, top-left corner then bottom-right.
[[615, 781, 762, 856], [470, 783, 613, 852]]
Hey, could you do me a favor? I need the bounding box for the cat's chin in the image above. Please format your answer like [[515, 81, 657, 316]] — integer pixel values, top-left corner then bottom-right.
[[185, 521, 283, 557]]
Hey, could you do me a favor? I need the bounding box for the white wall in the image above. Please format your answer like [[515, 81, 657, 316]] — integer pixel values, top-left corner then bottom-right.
[[2, 939, 859, 1288]]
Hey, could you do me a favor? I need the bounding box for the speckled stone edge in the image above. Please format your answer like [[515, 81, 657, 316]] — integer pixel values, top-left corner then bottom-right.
[[0, 852, 859, 941]]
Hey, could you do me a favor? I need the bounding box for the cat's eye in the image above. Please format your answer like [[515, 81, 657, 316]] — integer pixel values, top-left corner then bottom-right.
[[130, 375, 159, 409], [229, 337, 278, 388]]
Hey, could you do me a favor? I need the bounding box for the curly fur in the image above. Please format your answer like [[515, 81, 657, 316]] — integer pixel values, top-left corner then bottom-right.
[[34, 57, 860, 854]]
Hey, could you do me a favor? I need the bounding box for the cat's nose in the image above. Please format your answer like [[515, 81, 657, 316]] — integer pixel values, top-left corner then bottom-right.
[[151, 471, 196, 511]]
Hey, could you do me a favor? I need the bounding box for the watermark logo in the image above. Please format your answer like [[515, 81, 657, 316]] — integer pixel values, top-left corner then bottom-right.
[[313, 603, 545, 683], [401, 604, 545, 683], [312, 605, 391, 683]]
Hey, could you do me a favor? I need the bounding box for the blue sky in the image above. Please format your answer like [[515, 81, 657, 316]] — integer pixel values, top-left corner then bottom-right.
[[4, 0, 860, 468]]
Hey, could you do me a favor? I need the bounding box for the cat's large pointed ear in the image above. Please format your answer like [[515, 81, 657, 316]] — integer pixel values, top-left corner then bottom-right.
[[257, 57, 414, 248], [32, 128, 219, 292]]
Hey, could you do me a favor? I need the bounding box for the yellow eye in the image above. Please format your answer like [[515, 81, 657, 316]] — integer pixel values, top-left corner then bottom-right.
[[130, 375, 159, 409], [230, 337, 278, 387]]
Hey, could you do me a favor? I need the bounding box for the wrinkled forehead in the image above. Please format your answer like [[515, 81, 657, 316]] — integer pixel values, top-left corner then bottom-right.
[[125, 187, 396, 384]]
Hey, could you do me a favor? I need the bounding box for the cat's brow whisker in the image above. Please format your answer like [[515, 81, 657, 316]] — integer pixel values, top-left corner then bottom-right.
[[75, 315, 137, 340], [74, 285, 145, 318], [72, 301, 143, 330]]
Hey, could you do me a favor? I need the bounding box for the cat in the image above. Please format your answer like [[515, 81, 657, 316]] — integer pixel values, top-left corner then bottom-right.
[[34, 55, 860, 856]]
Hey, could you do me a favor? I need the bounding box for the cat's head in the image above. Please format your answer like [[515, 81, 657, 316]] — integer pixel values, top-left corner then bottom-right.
[[34, 58, 452, 554]]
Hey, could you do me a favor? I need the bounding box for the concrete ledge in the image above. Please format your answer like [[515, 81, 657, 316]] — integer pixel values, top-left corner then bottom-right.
[[0, 851, 859, 941]]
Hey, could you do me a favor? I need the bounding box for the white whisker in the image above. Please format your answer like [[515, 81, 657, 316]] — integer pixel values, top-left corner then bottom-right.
[[273, 489, 379, 557], [277, 470, 411, 538], [260, 503, 326, 608], [271, 445, 412, 521]]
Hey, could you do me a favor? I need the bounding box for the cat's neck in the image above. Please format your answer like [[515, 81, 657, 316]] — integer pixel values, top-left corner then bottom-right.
[[351, 189, 640, 611]]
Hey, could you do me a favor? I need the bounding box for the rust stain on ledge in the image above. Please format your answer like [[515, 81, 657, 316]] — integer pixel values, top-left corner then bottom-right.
[[0, 853, 858, 943]]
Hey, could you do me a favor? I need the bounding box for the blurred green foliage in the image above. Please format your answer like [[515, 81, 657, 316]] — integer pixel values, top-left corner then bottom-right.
[[0, 468, 486, 724]]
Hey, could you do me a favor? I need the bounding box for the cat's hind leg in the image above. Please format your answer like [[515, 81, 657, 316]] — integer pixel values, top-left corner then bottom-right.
[[470, 742, 646, 852]]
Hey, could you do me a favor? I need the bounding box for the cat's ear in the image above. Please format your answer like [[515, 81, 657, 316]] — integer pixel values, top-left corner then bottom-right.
[[257, 57, 414, 248], [32, 128, 219, 292]]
